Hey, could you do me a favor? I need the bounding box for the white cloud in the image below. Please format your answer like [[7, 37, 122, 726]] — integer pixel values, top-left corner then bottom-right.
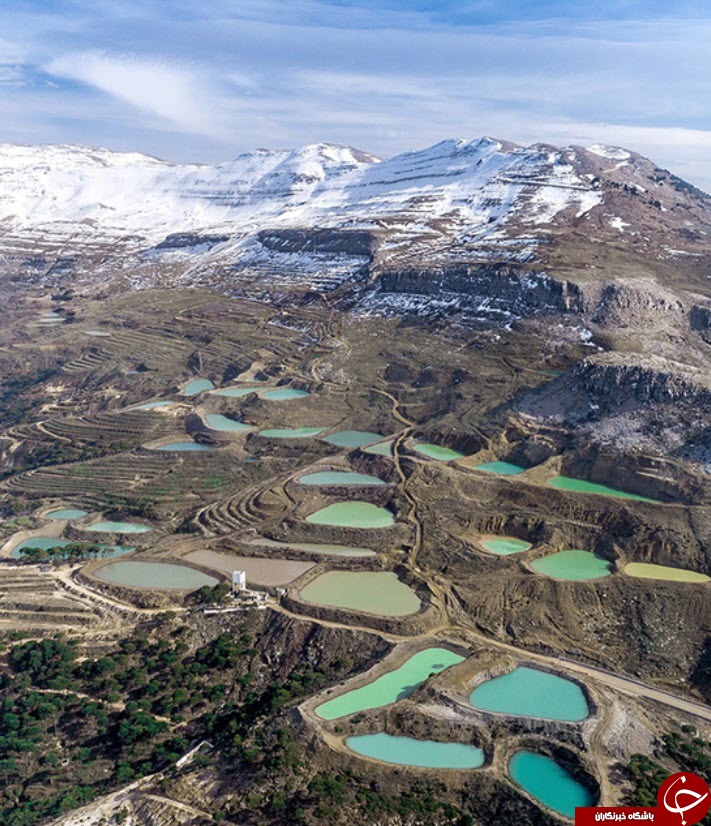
[[45, 51, 225, 138]]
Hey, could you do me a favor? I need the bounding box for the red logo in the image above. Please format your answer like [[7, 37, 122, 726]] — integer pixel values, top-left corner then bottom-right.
[[576, 772, 710, 826], [657, 773, 710, 826]]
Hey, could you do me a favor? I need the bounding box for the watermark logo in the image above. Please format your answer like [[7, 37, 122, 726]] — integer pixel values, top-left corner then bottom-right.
[[658, 773, 710, 826], [575, 771, 710, 825]]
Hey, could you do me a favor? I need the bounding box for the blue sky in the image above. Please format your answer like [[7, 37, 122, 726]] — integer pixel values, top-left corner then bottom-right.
[[2, 0, 711, 188]]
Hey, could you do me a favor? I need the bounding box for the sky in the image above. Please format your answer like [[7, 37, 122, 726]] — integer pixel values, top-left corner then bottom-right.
[[1, 0, 711, 189]]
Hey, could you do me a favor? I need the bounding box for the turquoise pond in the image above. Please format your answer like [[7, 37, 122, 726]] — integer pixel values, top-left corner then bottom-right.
[[480, 536, 532, 556], [12, 538, 134, 560], [213, 386, 261, 397], [473, 461, 526, 476], [547, 475, 658, 503], [297, 471, 385, 486], [182, 379, 215, 396], [300, 571, 420, 616], [248, 538, 376, 558], [316, 648, 464, 720], [323, 430, 385, 448], [156, 441, 212, 452], [346, 733, 484, 769], [305, 502, 394, 528], [413, 444, 464, 461], [531, 550, 612, 581], [261, 388, 310, 400], [509, 751, 594, 818], [130, 400, 174, 411], [45, 508, 88, 520], [363, 440, 394, 456], [204, 414, 251, 432], [95, 561, 218, 590], [469, 667, 589, 721], [259, 427, 325, 439], [85, 521, 150, 534]]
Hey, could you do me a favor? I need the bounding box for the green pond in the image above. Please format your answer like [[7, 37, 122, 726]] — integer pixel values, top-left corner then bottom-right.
[[259, 427, 325, 439], [547, 475, 657, 503], [213, 386, 261, 398], [300, 571, 420, 616], [473, 461, 526, 475], [413, 444, 464, 461], [316, 647, 464, 720], [261, 388, 310, 400], [297, 471, 385, 486], [481, 537, 532, 556], [183, 379, 215, 396], [509, 751, 593, 818], [531, 550, 612, 581], [306, 502, 394, 528], [624, 562, 710, 584], [130, 400, 173, 411], [45, 508, 88, 520], [95, 561, 218, 590], [363, 440, 394, 457], [205, 414, 251, 432], [323, 430, 385, 448], [248, 538, 376, 558], [12, 538, 134, 560], [85, 521, 150, 534], [346, 733, 484, 769], [156, 441, 212, 452], [470, 667, 589, 721]]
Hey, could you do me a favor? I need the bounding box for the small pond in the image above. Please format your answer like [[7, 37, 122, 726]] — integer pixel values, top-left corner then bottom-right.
[[469, 666, 589, 721], [363, 440, 394, 457], [259, 427, 325, 439], [305, 502, 394, 528], [261, 388, 310, 400], [213, 386, 261, 398], [300, 571, 420, 616], [248, 538, 376, 558], [45, 508, 88, 520], [130, 400, 174, 411], [323, 430, 385, 449], [95, 561, 218, 590], [156, 441, 212, 452], [85, 521, 151, 534], [509, 751, 594, 818], [480, 536, 532, 556], [531, 550, 612, 581], [205, 414, 252, 432], [183, 379, 215, 396], [413, 444, 464, 461], [473, 461, 526, 476], [316, 647, 464, 720], [346, 733, 484, 769], [624, 562, 709, 584]]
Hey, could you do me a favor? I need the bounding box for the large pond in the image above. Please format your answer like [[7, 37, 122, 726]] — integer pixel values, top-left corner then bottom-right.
[[213, 386, 261, 398], [248, 538, 376, 558], [261, 388, 310, 400], [297, 471, 385, 486], [12, 537, 134, 560], [305, 502, 394, 528], [85, 521, 150, 534], [624, 562, 710, 584], [323, 430, 385, 448], [531, 550, 612, 581], [413, 444, 464, 461], [473, 461, 526, 476], [346, 733, 484, 769], [316, 647, 464, 720], [363, 440, 394, 457], [509, 751, 594, 818], [259, 427, 325, 439], [156, 441, 212, 452], [95, 561, 218, 590], [469, 667, 589, 721], [547, 475, 657, 503], [480, 536, 532, 556], [183, 379, 215, 396], [45, 508, 88, 520], [300, 571, 420, 616], [205, 414, 252, 432]]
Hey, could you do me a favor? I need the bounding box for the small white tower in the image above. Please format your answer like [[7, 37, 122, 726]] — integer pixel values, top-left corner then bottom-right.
[[232, 570, 247, 593]]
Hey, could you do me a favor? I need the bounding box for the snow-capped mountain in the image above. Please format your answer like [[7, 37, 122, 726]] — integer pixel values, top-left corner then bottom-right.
[[1, 136, 709, 326]]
